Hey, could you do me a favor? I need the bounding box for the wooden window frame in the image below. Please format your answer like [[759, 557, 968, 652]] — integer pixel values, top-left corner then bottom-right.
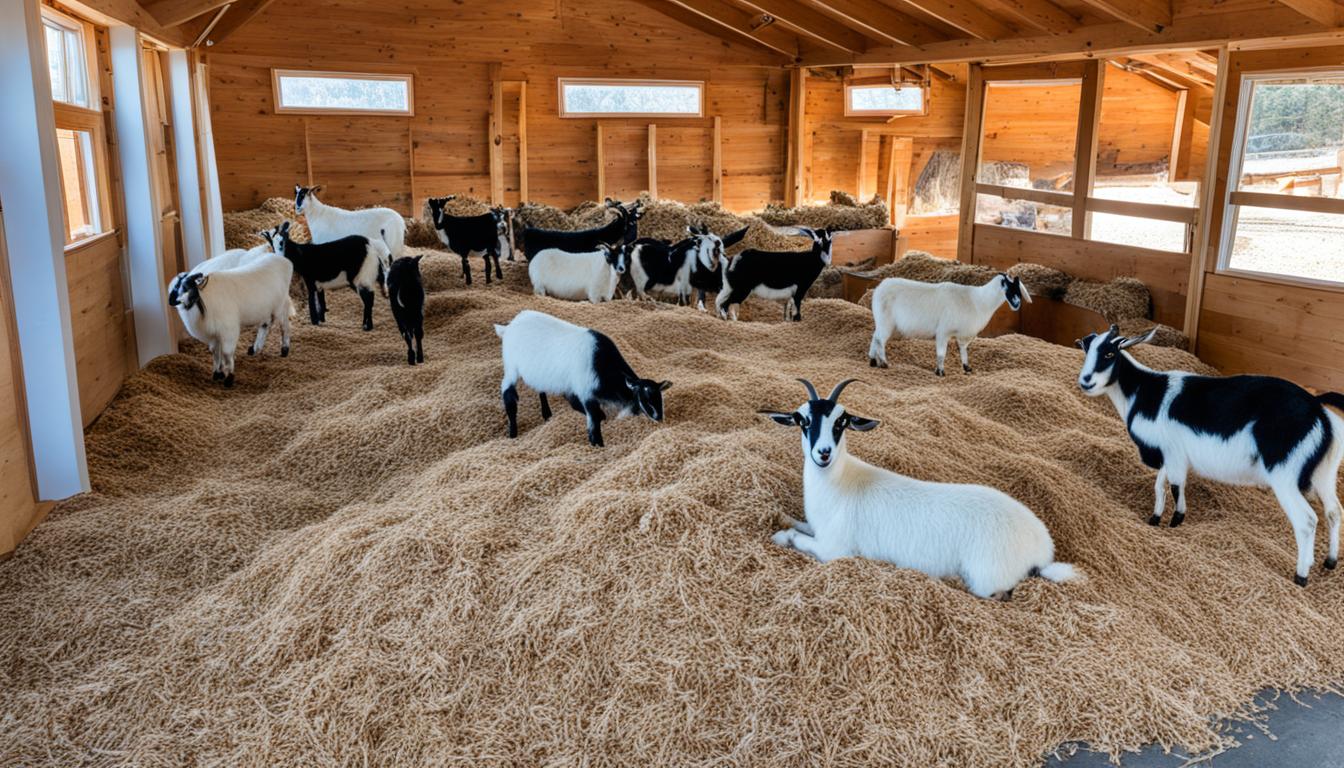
[[40, 5, 100, 110], [843, 83, 927, 117], [557, 78, 705, 119], [1216, 66, 1344, 286], [271, 69, 415, 117]]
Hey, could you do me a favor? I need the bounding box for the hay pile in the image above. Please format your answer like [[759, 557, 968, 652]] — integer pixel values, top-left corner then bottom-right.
[[758, 190, 890, 231], [1063, 277, 1151, 325], [2, 252, 1343, 766], [221, 197, 309, 250]]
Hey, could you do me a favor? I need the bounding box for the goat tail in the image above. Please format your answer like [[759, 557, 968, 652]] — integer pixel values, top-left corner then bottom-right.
[[1318, 392, 1344, 414], [1035, 562, 1085, 584], [493, 323, 508, 339]]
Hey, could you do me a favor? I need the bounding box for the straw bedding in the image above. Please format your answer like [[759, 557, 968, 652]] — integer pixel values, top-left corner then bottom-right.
[[3, 251, 1342, 767]]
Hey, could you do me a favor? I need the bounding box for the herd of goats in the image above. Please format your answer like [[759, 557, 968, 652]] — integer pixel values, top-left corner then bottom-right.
[[163, 185, 1344, 598]]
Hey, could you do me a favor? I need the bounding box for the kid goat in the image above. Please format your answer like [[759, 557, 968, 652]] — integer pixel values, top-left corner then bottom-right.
[[265, 221, 389, 331], [868, 273, 1030, 375], [495, 309, 671, 447], [717, 227, 832, 322], [761, 378, 1080, 599], [1077, 325, 1344, 586], [386, 255, 426, 366], [426, 197, 510, 285]]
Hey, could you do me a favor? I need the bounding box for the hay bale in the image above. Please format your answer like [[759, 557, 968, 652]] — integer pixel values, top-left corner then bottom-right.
[[1117, 318, 1189, 350], [864, 251, 997, 287], [1063, 277, 1151, 323], [911, 149, 961, 214], [513, 201, 577, 232], [404, 217, 440, 249], [1006, 263, 1073, 300], [222, 197, 309, 250], [757, 191, 890, 231]]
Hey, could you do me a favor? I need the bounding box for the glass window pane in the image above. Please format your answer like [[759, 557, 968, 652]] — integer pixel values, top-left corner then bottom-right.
[[848, 85, 922, 113], [1238, 79, 1344, 199], [64, 27, 87, 107], [1228, 205, 1344, 284], [980, 81, 1080, 192], [560, 82, 701, 116], [975, 192, 1072, 235], [55, 128, 102, 243], [1093, 66, 1199, 206], [45, 24, 67, 103], [1089, 211, 1187, 253], [276, 74, 411, 113]]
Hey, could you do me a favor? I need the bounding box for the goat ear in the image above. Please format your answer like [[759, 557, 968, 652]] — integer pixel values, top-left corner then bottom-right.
[[190, 274, 208, 290], [845, 415, 880, 432], [1017, 277, 1033, 303], [310, 184, 323, 195], [1118, 328, 1158, 349], [658, 380, 672, 392], [759, 410, 800, 427]]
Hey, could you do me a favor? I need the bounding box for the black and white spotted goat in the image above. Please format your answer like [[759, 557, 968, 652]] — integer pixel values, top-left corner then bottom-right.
[[689, 225, 748, 311], [627, 225, 724, 304], [426, 197, 510, 285], [495, 309, 671, 447], [1076, 324, 1344, 586], [265, 221, 389, 331], [761, 378, 1080, 599], [716, 227, 832, 322], [519, 200, 643, 261]]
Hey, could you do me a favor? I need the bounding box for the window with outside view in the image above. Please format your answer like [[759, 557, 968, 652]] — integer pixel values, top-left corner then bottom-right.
[[846, 84, 923, 114], [273, 70, 413, 115], [558, 80, 703, 117]]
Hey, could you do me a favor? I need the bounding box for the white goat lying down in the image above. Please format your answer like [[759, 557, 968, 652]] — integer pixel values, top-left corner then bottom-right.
[[528, 244, 628, 304], [868, 273, 1030, 375], [761, 378, 1081, 599], [1078, 324, 1344, 586]]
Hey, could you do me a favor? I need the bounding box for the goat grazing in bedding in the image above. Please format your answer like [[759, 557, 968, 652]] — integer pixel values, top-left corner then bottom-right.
[[386, 255, 426, 366], [761, 378, 1081, 599], [868, 273, 1030, 376], [716, 228, 832, 322], [265, 221, 389, 331], [426, 197, 509, 286], [1077, 324, 1344, 586], [495, 309, 670, 447]]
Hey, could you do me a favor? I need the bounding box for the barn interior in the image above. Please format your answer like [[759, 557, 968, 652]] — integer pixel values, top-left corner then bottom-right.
[[3, 0, 1344, 765]]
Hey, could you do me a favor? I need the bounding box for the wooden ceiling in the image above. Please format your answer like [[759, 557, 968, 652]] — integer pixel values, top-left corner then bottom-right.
[[117, 0, 1344, 66]]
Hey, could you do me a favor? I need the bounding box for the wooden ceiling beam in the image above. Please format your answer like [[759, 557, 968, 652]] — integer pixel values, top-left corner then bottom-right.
[[198, 0, 275, 47], [891, 0, 1015, 39], [1074, 0, 1171, 33], [658, 0, 802, 58], [975, 0, 1078, 34], [807, 0, 947, 46], [1130, 53, 1212, 87], [143, 0, 231, 27], [734, 0, 873, 51], [628, 0, 793, 63], [1275, 0, 1341, 27]]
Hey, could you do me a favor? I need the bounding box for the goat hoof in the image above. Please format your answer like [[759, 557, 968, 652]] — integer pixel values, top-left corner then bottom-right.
[[1169, 512, 1185, 528], [1325, 557, 1337, 570], [1147, 514, 1162, 526], [212, 371, 224, 381], [869, 358, 877, 367], [363, 324, 373, 332], [416, 353, 425, 363], [963, 365, 972, 374], [1295, 574, 1309, 587], [281, 346, 290, 358], [934, 368, 944, 377], [247, 348, 257, 357], [223, 374, 235, 388]]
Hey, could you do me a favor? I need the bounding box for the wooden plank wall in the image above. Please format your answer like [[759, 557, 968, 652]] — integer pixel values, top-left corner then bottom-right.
[[206, 0, 789, 214], [65, 234, 136, 427], [1193, 45, 1344, 392]]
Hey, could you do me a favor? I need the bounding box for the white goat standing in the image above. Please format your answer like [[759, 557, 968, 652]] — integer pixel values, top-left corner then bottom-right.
[[761, 378, 1081, 599], [868, 273, 1030, 375], [294, 184, 403, 286]]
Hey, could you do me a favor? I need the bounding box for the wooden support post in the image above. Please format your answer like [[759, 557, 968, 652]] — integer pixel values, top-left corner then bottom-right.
[[1183, 45, 1232, 344], [488, 63, 504, 206], [518, 82, 529, 202], [407, 124, 416, 214], [857, 129, 869, 200], [1072, 59, 1104, 240], [1171, 88, 1196, 182], [956, 63, 984, 263], [648, 123, 658, 198], [712, 115, 722, 204], [785, 68, 807, 206], [303, 117, 313, 186], [596, 123, 605, 200], [892, 138, 912, 229]]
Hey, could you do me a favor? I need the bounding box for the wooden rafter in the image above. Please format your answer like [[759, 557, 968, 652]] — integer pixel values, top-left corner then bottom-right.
[[198, 0, 275, 46], [975, 0, 1077, 34], [808, 0, 947, 46], [1147, 52, 1215, 85], [891, 0, 1015, 39], [733, 0, 873, 51], [630, 0, 793, 64], [143, 0, 231, 27], [1275, 0, 1341, 26], [658, 0, 801, 58], [1128, 54, 1212, 89], [1074, 0, 1171, 33]]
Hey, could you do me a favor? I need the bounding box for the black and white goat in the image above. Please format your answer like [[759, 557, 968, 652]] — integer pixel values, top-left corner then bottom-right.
[[761, 378, 1081, 599], [716, 227, 832, 322], [528, 243, 629, 303], [1077, 325, 1344, 586], [294, 184, 401, 294], [868, 273, 1030, 376], [426, 197, 509, 285], [495, 309, 671, 447], [519, 200, 643, 261], [627, 226, 723, 304], [265, 221, 389, 331], [689, 225, 748, 311], [386, 255, 426, 366]]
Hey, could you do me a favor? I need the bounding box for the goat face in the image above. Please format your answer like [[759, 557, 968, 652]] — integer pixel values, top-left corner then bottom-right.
[[761, 379, 879, 469], [999, 273, 1032, 311], [1076, 324, 1156, 394], [811, 229, 835, 266], [602, 244, 629, 275], [168, 272, 207, 312], [294, 184, 321, 214], [627, 376, 671, 421]]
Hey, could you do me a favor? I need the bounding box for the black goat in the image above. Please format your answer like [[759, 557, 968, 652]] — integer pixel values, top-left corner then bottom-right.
[[427, 197, 508, 286], [520, 200, 643, 261], [386, 255, 426, 365]]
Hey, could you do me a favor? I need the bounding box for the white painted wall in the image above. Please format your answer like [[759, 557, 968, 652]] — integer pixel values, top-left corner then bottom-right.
[[168, 50, 208, 270], [195, 61, 227, 258], [0, 0, 90, 499]]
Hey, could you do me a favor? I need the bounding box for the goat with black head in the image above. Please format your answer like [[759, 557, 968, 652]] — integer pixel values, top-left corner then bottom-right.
[[519, 200, 643, 261], [717, 227, 832, 322], [427, 197, 509, 286]]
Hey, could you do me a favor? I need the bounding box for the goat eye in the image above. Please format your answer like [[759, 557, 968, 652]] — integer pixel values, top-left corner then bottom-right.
[[1105, 352, 1115, 358], [798, 418, 810, 428]]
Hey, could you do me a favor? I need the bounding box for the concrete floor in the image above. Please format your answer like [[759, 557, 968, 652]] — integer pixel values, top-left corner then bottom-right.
[[1051, 690, 1344, 767]]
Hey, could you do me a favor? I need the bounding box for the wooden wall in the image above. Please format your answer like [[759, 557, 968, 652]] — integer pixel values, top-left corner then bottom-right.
[[0, 211, 47, 557], [206, 0, 789, 214], [65, 234, 136, 427], [1193, 45, 1344, 391]]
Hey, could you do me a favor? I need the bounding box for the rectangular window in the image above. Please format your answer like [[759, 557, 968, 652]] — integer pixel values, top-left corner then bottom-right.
[[1221, 72, 1344, 284], [272, 70, 413, 115], [975, 80, 1081, 237], [558, 79, 704, 118], [43, 13, 90, 108], [55, 128, 103, 242], [845, 84, 924, 116]]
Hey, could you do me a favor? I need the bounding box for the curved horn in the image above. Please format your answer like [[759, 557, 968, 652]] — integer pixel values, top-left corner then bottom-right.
[[796, 378, 820, 401], [827, 378, 859, 402]]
